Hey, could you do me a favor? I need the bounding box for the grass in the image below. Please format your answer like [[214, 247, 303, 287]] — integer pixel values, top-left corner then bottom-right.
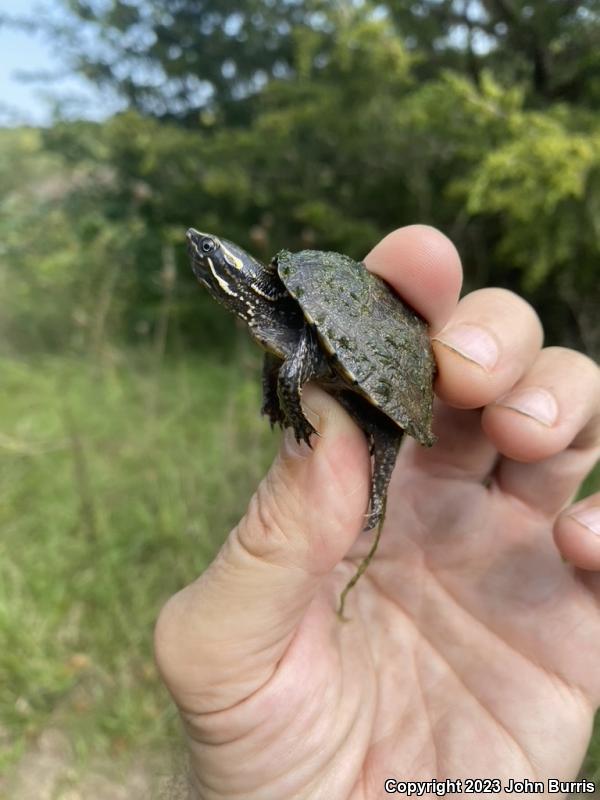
[[0, 346, 277, 772], [0, 346, 598, 779]]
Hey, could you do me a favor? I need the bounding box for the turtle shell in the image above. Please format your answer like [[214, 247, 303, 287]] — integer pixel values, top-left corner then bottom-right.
[[276, 249, 436, 446]]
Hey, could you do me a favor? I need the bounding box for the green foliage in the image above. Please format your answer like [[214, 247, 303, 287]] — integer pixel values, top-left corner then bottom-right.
[[0, 123, 239, 355], [466, 108, 600, 289], [2, 2, 597, 356], [0, 127, 142, 351], [44, 1, 600, 118], [42, 0, 335, 125]]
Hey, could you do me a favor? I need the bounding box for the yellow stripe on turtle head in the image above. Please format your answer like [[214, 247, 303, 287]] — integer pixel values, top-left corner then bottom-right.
[[221, 242, 244, 271], [206, 257, 236, 296]]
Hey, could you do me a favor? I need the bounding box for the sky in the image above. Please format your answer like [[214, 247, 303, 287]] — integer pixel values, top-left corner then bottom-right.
[[0, 0, 118, 126]]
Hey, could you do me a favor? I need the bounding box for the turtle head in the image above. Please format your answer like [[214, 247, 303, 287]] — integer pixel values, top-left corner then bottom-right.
[[187, 229, 252, 290], [186, 228, 288, 324]]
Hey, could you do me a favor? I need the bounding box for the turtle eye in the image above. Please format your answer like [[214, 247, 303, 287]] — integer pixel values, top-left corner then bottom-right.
[[201, 237, 216, 254]]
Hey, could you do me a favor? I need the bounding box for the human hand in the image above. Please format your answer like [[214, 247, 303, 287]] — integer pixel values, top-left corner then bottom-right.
[[155, 226, 600, 799]]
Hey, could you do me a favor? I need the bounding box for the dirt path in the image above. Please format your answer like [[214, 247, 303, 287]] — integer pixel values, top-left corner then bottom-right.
[[2, 730, 597, 799], [0, 728, 188, 800]]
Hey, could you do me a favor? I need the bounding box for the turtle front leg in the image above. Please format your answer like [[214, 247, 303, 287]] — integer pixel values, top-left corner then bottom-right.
[[277, 325, 324, 446], [261, 352, 284, 427]]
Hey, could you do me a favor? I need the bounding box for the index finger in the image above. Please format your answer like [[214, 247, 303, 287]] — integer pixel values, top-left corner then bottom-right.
[[364, 225, 463, 334]]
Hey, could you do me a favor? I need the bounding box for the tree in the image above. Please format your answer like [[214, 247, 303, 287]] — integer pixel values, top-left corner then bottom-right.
[[37, 0, 336, 125], [40, 1, 600, 119], [11, 0, 599, 356], [387, 0, 600, 106]]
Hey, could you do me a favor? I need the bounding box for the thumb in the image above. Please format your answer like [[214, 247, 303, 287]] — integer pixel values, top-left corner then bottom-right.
[[154, 385, 370, 712]]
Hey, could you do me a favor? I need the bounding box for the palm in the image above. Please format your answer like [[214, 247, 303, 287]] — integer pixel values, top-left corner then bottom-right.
[[228, 444, 599, 797]]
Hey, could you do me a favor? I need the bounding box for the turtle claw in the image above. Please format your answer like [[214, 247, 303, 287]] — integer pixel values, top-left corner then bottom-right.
[[293, 418, 318, 448], [261, 401, 281, 428], [266, 414, 278, 430]]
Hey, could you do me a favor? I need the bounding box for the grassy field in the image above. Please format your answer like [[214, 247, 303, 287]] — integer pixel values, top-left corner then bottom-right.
[[0, 346, 277, 775], [1, 346, 598, 782]]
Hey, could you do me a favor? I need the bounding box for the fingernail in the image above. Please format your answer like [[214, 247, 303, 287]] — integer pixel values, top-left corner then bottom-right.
[[434, 324, 499, 371], [569, 507, 600, 536], [496, 387, 558, 427]]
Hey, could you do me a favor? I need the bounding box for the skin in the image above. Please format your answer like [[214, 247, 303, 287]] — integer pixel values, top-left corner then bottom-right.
[[155, 225, 600, 799]]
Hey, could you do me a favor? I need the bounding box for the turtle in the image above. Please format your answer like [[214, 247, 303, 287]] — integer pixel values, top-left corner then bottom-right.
[[186, 228, 436, 613]]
